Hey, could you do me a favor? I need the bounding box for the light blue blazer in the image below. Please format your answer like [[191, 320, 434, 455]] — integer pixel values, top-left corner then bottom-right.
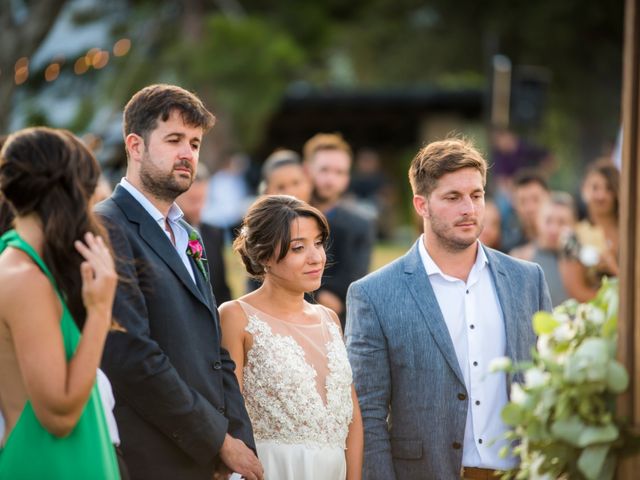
[[345, 241, 552, 480]]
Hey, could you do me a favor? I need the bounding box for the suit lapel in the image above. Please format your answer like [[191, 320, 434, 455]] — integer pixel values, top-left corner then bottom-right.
[[403, 242, 465, 386], [111, 185, 212, 311], [484, 247, 520, 369], [181, 222, 216, 308]]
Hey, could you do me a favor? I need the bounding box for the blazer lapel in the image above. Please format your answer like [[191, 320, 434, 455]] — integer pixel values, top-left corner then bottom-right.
[[403, 242, 465, 386], [484, 246, 521, 381], [181, 221, 217, 308], [111, 185, 211, 310]]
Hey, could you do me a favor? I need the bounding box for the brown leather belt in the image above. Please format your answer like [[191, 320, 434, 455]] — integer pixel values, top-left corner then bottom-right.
[[461, 467, 501, 479]]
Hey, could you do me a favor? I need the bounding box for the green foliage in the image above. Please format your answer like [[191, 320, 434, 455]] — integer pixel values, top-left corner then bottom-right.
[[168, 15, 305, 149], [8, 0, 622, 169], [493, 279, 638, 480]]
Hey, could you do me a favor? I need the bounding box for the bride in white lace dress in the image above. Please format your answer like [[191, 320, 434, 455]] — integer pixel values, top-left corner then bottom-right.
[[220, 195, 363, 480]]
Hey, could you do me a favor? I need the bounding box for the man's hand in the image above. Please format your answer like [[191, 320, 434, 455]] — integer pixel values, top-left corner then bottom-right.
[[219, 434, 264, 480]]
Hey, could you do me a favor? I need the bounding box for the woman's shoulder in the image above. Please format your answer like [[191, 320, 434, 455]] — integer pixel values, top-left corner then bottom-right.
[[0, 252, 51, 299], [0, 252, 57, 325], [312, 303, 342, 332], [219, 298, 246, 318]]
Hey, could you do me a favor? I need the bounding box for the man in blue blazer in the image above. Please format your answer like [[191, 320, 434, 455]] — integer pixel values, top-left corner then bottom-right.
[[346, 138, 552, 480], [96, 84, 262, 480]]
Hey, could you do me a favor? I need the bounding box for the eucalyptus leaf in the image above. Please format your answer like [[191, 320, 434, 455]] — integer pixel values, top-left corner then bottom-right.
[[577, 444, 609, 480], [574, 338, 609, 365], [564, 356, 586, 383], [601, 314, 617, 338], [533, 312, 560, 335], [502, 403, 523, 426], [599, 454, 617, 480], [551, 416, 584, 446], [607, 361, 629, 393], [577, 424, 618, 447]]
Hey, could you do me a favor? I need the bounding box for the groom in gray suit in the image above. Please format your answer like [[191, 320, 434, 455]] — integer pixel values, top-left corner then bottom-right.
[[346, 138, 552, 480]]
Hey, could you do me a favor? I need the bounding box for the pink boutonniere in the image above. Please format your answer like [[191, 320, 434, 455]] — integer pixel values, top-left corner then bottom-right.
[[186, 231, 208, 280]]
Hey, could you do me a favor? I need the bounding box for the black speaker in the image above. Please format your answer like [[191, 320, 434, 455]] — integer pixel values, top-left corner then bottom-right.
[[510, 65, 552, 128]]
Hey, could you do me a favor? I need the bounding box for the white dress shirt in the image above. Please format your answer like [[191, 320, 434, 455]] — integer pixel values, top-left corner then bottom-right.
[[97, 368, 120, 445], [418, 236, 517, 470], [120, 178, 195, 283]]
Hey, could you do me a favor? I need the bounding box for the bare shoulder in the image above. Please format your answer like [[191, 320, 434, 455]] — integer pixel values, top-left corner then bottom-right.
[[315, 303, 342, 332], [218, 300, 249, 329], [0, 251, 53, 300], [0, 251, 59, 326]]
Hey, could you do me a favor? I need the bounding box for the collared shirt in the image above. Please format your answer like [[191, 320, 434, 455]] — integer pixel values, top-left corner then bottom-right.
[[418, 236, 517, 470], [120, 178, 195, 283]]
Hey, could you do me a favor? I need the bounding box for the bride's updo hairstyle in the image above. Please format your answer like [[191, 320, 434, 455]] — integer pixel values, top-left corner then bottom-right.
[[234, 195, 329, 279], [0, 127, 110, 329]]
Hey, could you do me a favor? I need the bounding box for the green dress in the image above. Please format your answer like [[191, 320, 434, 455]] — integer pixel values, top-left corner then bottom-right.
[[0, 230, 120, 479]]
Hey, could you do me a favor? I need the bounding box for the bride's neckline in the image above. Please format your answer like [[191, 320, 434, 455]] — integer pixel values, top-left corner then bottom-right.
[[237, 299, 325, 327]]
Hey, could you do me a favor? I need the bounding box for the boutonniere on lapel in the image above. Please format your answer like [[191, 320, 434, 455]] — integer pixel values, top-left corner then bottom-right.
[[186, 231, 208, 281]]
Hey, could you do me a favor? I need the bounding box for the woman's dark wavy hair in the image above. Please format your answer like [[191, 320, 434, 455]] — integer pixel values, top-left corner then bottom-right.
[[234, 195, 330, 280], [583, 159, 620, 218], [0, 127, 110, 329]]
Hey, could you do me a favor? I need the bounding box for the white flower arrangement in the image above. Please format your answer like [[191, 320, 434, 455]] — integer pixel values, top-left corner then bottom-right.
[[493, 279, 637, 480]]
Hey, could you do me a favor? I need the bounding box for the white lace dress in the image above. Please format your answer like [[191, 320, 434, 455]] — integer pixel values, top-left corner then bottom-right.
[[238, 301, 354, 480]]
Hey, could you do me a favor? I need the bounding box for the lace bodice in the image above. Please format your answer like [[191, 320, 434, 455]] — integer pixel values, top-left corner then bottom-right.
[[239, 301, 353, 448]]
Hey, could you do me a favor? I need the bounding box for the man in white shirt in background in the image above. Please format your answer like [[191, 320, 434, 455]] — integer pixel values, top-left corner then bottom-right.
[[346, 137, 552, 479]]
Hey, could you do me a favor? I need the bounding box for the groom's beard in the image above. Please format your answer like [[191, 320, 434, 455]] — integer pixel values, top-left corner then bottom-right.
[[428, 206, 483, 252], [140, 155, 194, 203]]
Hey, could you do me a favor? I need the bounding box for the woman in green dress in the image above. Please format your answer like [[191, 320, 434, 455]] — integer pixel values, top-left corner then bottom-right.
[[0, 127, 120, 479]]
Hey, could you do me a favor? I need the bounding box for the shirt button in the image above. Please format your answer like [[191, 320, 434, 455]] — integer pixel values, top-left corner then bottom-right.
[[473, 361, 478, 367], [478, 438, 483, 444], [466, 289, 469, 294], [218, 406, 226, 414], [212, 361, 222, 370], [457, 393, 467, 401], [475, 400, 481, 406], [452, 442, 462, 450], [470, 324, 475, 330]]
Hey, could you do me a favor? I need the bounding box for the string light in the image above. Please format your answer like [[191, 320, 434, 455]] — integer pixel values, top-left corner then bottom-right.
[[85, 48, 100, 66], [93, 50, 109, 69], [113, 38, 131, 57], [44, 63, 61, 82], [14, 57, 29, 71], [14, 57, 29, 85], [74, 56, 89, 74], [10, 42, 124, 83]]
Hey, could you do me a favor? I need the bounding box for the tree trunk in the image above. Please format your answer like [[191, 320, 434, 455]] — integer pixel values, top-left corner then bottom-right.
[[616, 0, 640, 477]]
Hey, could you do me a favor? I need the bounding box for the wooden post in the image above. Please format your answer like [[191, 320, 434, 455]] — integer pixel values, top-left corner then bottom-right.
[[617, 0, 640, 477]]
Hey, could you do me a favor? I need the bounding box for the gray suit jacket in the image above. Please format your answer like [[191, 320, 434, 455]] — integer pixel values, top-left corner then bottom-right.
[[345, 240, 552, 480]]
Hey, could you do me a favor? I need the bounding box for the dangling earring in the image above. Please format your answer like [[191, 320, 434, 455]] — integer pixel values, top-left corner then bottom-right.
[[264, 265, 270, 274]]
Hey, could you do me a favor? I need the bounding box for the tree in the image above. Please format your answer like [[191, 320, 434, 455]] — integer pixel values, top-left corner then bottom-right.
[[4, 0, 624, 176], [0, 0, 69, 133]]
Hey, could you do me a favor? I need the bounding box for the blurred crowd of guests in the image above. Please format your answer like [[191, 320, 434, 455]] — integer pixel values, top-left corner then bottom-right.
[[480, 129, 619, 307], [85, 126, 620, 313]]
